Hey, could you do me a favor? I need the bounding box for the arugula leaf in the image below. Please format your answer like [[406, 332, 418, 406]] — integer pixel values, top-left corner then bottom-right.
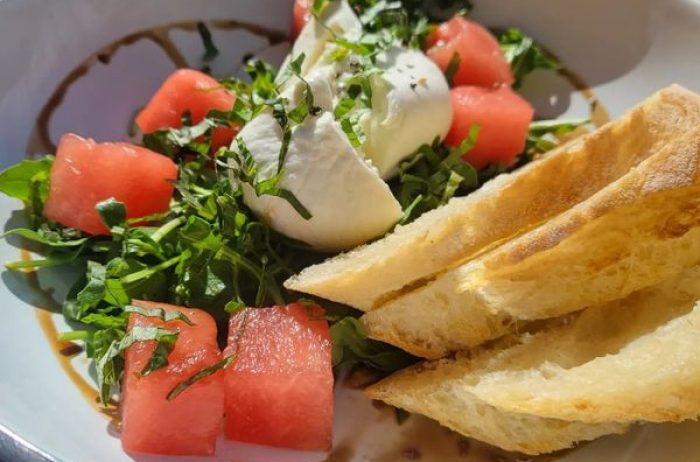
[[0, 4, 567, 413], [0, 228, 87, 247], [0, 156, 53, 227], [0, 157, 53, 202], [331, 317, 417, 371], [346, 0, 472, 49], [499, 28, 561, 88], [4, 247, 86, 270]]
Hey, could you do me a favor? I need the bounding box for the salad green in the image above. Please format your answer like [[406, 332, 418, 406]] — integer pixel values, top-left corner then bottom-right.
[[0, 0, 582, 406]]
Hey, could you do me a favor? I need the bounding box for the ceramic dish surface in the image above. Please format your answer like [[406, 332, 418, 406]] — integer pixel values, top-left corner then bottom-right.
[[1, 0, 700, 461]]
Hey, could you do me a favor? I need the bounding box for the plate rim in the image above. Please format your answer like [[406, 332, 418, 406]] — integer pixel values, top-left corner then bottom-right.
[[0, 421, 59, 462]]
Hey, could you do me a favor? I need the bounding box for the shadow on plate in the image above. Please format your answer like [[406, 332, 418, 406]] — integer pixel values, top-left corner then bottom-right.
[[472, 0, 653, 119], [1, 269, 62, 314]]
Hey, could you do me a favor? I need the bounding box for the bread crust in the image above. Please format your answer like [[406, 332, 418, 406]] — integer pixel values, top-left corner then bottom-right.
[[366, 359, 628, 455], [363, 125, 700, 358], [367, 267, 700, 453], [286, 85, 700, 311], [474, 306, 700, 423]]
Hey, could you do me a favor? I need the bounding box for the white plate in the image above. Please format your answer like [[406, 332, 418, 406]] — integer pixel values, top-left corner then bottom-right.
[[2, 0, 700, 461]]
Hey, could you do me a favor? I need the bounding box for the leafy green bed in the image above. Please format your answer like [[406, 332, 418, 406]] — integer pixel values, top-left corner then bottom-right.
[[0, 0, 584, 405]]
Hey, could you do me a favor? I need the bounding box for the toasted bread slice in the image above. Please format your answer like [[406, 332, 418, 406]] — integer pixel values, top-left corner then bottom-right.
[[366, 360, 628, 455], [285, 85, 700, 311], [473, 306, 700, 423], [366, 266, 700, 454], [362, 126, 700, 358]]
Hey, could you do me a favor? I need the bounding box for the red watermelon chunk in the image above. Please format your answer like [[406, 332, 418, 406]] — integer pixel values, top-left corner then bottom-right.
[[43, 134, 177, 235], [446, 86, 534, 169], [121, 300, 225, 456], [136, 69, 238, 151], [426, 16, 514, 88], [224, 303, 334, 451], [292, 0, 312, 39]]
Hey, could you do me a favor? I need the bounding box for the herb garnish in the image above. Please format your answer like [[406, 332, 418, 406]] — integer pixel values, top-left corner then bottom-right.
[[526, 118, 590, 157], [197, 22, 220, 63], [167, 354, 236, 400], [0, 0, 570, 407], [499, 27, 561, 88], [394, 126, 479, 224]]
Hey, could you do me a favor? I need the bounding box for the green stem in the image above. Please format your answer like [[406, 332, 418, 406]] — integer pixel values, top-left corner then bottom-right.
[[191, 184, 212, 196], [120, 255, 181, 284], [151, 217, 186, 243]]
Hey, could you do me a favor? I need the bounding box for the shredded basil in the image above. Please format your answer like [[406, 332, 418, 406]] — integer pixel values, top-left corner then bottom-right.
[[196, 22, 220, 63]]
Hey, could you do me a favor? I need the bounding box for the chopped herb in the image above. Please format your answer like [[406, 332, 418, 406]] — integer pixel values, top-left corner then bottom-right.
[[339, 115, 367, 148], [139, 341, 172, 377], [334, 97, 357, 119], [444, 52, 461, 86], [499, 27, 561, 88], [96, 198, 127, 230], [196, 22, 220, 63], [123, 304, 195, 326], [526, 118, 590, 157], [330, 317, 417, 371], [168, 308, 250, 400], [0, 2, 568, 412], [167, 353, 236, 400], [393, 125, 480, 224], [311, 0, 332, 17], [95, 326, 179, 404]]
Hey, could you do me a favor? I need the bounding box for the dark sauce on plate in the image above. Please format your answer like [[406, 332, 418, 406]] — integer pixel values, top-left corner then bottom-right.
[[22, 249, 106, 415], [26, 19, 287, 155]]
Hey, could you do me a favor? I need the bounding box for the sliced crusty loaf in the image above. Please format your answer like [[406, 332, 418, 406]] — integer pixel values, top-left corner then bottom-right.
[[366, 360, 627, 455], [366, 266, 700, 454], [285, 85, 700, 311], [473, 308, 700, 424], [362, 125, 700, 358]]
